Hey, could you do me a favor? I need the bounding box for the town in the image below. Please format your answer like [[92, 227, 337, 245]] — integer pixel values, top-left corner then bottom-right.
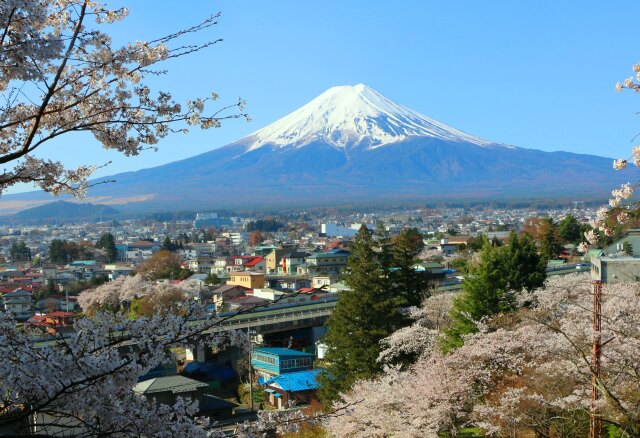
[[1, 201, 636, 434]]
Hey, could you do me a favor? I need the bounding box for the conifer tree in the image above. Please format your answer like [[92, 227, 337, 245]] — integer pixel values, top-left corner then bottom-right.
[[558, 214, 581, 243], [96, 233, 118, 261], [161, 235, 178, 252], [539, 218, 562, 261], [373, 222, 393, 273], [391, 227, 430, 307], [442, 232, 545, 351], [318, 225, 406, 405]]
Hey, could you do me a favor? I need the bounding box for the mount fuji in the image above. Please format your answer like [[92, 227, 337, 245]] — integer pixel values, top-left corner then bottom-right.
[[1, 84, 633, 212]]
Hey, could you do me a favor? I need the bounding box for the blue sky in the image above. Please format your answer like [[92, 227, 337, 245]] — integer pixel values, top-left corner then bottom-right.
[[22, 0, 640, 192]]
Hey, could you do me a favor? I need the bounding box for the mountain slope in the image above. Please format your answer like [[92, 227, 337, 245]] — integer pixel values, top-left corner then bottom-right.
[[0, 201, 120, 224], [246, 84, 496, 150], [0, 84, 632, 211]]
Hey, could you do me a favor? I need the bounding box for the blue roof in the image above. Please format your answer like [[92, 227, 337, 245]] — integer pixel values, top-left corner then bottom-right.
[[327, 248, 350, 255], [253, 347, 314, 358], [70, 260, 97, 266], [264, 369, 322, 392], [183, 362, 236, 381]]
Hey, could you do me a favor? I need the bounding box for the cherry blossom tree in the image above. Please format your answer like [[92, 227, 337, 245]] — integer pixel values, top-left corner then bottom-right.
[[77, 273, 151, 313], [0, 304, 250, 436], [0, 2, 261, 435], [0, 0, 248, 197], [327, 274, 640, 437], [585, 62, 640, 243]]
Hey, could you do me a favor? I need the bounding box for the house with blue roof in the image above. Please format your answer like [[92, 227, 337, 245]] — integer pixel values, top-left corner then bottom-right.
[[251, 347, 314, 381], [263, 369, 322, 409]]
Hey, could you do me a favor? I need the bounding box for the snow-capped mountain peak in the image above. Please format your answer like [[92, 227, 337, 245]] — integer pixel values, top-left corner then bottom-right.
[[246, 84, 497, 150]]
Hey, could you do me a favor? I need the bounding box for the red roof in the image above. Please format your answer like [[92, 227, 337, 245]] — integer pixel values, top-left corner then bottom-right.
[[27, 315, 48, 326], [244, 257, 265, 267], [46, 311, 76, 318]]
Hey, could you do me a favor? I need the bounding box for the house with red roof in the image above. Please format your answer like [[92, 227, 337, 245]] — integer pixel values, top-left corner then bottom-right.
[[243, 256, 265, 272]]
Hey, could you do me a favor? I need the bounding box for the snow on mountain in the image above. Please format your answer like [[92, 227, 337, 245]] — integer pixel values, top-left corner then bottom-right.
[[246, 83, 500, 150]]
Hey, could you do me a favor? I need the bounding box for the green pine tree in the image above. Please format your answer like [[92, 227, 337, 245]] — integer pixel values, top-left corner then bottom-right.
[[161, 235, 178, 252], [96, 233, 117, 261], [318, 225, 406, 406], [373, 222, 393, 273], [539, 218, 562, 262], [441, 232, 546, 351], [391, 227, 430, 307], [558, 214, 581, 243]]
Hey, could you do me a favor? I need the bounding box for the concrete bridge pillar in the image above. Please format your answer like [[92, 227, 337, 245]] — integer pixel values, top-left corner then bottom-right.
[[185, 343, 207, 362]]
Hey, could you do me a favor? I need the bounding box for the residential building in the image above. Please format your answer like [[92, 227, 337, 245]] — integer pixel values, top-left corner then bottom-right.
[[189, 257, 215, 274], [297, 249, 350, 276], [312, 275, 338, 288], [135, 372, 237, 420], [251, 347, 315, 380], [266, 248, 286, 274], [226, 295, 270, 311], [103, 264, 136, 280], [2, 288, 33, 319], [279, 250, 308, 275], [591, 256, 640, 283], [267, 277, 312, 291], [252, 288, 312, 305], [265, 245, 296, 274], [212, 256, 233, 276], [211, 284, 249, 311], [243, 256, 266, 272], [263, 369, 322, 409], [36, 294, 78, 312], [227, 271, 265, 289], [134, 375, 208, 406], [603, 229, 640, 256]]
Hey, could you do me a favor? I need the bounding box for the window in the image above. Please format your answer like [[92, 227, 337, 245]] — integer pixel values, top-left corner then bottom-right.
[[253, 353, 277, 365], [281, 357, 312, 369]]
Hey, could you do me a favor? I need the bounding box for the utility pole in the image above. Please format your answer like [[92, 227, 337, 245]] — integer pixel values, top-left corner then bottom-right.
[[247, 326, 254, 412], [590, 280, 603, 438]]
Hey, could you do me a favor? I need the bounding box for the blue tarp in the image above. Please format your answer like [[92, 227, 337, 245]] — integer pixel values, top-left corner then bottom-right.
[[183, 362, 236, 381]]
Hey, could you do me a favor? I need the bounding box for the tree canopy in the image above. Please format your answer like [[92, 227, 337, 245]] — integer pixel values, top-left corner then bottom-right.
[[442, 232, 546, 350], [319, 224, 432, 405], [0, 2, 306, 436], [96, 232, 117, 261], [318, 225, 407, 405], [0, 0, 247, 197], [136, 250, 191, 281]]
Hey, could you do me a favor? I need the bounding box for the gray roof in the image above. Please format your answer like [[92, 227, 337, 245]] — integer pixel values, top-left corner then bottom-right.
[[133, 375, 208, 395], [605, 232, 640, 257]]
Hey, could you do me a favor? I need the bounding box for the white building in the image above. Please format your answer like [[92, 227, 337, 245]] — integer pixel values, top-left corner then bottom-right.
[[321, 223, 372, 238]]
